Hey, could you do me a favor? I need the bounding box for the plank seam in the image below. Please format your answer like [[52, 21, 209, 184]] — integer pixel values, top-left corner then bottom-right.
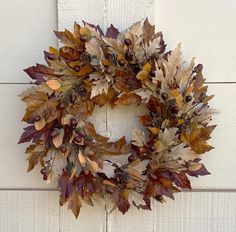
[[1, 188, 236, 192]]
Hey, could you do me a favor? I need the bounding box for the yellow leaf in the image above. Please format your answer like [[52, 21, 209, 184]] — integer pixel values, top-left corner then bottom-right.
[[136, 70, 148, 81], [80, 27, 91, 36], [143, 63, 152, 72], [148, 127, 159, 135], [46, 80, 61, 90], [154, 140, 165, 152]]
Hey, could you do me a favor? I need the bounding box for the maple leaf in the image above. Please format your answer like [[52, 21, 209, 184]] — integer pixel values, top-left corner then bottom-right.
[[82, 21, 104, 36], [90, 78, 109, 99], [58, 172, 75, 206], [98, 136, 130, 155], [142, 18, 155, 45], [24, 64, 61, 84], [131, 129, 146, 147], [68, 190, 82, 219], [114, 93, 140, 105], [106, 24, 120, 39], [169, 144, 200, 162], [54, 29, 79, 48], [26, 143, 46, 172], [115, 190, 130, 214], [181, 124, 216, 154], [18, 125, 44, 144], [162, 43, 182, 84]]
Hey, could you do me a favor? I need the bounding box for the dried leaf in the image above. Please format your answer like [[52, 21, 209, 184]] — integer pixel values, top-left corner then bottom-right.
[[46, 79, 61, 90], [53, 129, 64, 148]]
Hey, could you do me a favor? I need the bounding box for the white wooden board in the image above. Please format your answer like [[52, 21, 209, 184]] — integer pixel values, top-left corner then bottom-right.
[[154, 0, 236, 83], [0, 0, 57, 83], [59, 202, 106, 232], [0, 84, 236, 189], [0, 191, 59, 232], [107, 191, 236, 232], [58, 0, 236, 83]]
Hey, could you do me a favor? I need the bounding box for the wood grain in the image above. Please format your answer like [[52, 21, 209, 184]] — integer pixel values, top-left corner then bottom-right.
[[0, 0, 57, 83], [107, 192, 236, 232], [59, 202, 106, 232], [154, 0, 236, 83], [0, 191, 59, 232]]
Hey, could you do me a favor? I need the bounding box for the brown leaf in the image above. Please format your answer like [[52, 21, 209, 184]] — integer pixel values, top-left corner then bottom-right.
[[24, 64, 61, 84], [53, 129, 64, 148], [115, 93, 140, 105], [142, 18, 155, 45], [181, 124, 216, 154], [98, 136, 130, 155], [68, 190, 82, 219]]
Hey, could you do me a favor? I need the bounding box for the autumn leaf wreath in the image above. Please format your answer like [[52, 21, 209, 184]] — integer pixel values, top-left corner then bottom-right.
[[19, 18, 216, 218]]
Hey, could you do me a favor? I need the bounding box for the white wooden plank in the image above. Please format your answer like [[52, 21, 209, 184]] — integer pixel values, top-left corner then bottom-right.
[[0, 85, 235, 189], [106, 0, 154, 30], [58, 0, 106, 31], [0, 84, 106, 189], [154, 0, 236, 82], [0, 191, 59, 232], [0, 0, 57, 83], [107, 192, 236, 232], [59, 202, 106, 232]]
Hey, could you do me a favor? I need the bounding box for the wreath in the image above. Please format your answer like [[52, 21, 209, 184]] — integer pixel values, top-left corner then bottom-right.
[[19, 18, 216, 218]]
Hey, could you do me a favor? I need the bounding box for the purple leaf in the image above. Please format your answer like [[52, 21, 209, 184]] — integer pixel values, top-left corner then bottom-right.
[[106, 24, 119, 39], [18, 125, 43, 144]]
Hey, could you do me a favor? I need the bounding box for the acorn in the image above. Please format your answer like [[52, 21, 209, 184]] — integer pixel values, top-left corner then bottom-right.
[[128, 155, 135, 163], [106, 187, 115, 194], [73, 65, 81, 72], [34, 115, 41, 122], [170, 105, 179, 114], [124, 38, 132, 46], [50, 128, 59, 138], [47, 53, 55, 60], [149, 173, 158, 180], [70, 117, 77, 126], [80, 35, 88, 42], [40, 167, 48, 175], [161, 92, 168, 101], [185, 95, 192, 102], [60, 145, 67, 153], [74, 135, 82, 143], [118, 59, 125, 66], [194, 63, 203, 73], [149, 70, 156, 78], [70, 94, 77, 103], [199, 92, 207, 102]]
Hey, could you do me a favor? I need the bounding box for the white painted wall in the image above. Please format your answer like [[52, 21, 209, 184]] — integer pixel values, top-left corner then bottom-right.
[[0, 0, 235, 231]]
